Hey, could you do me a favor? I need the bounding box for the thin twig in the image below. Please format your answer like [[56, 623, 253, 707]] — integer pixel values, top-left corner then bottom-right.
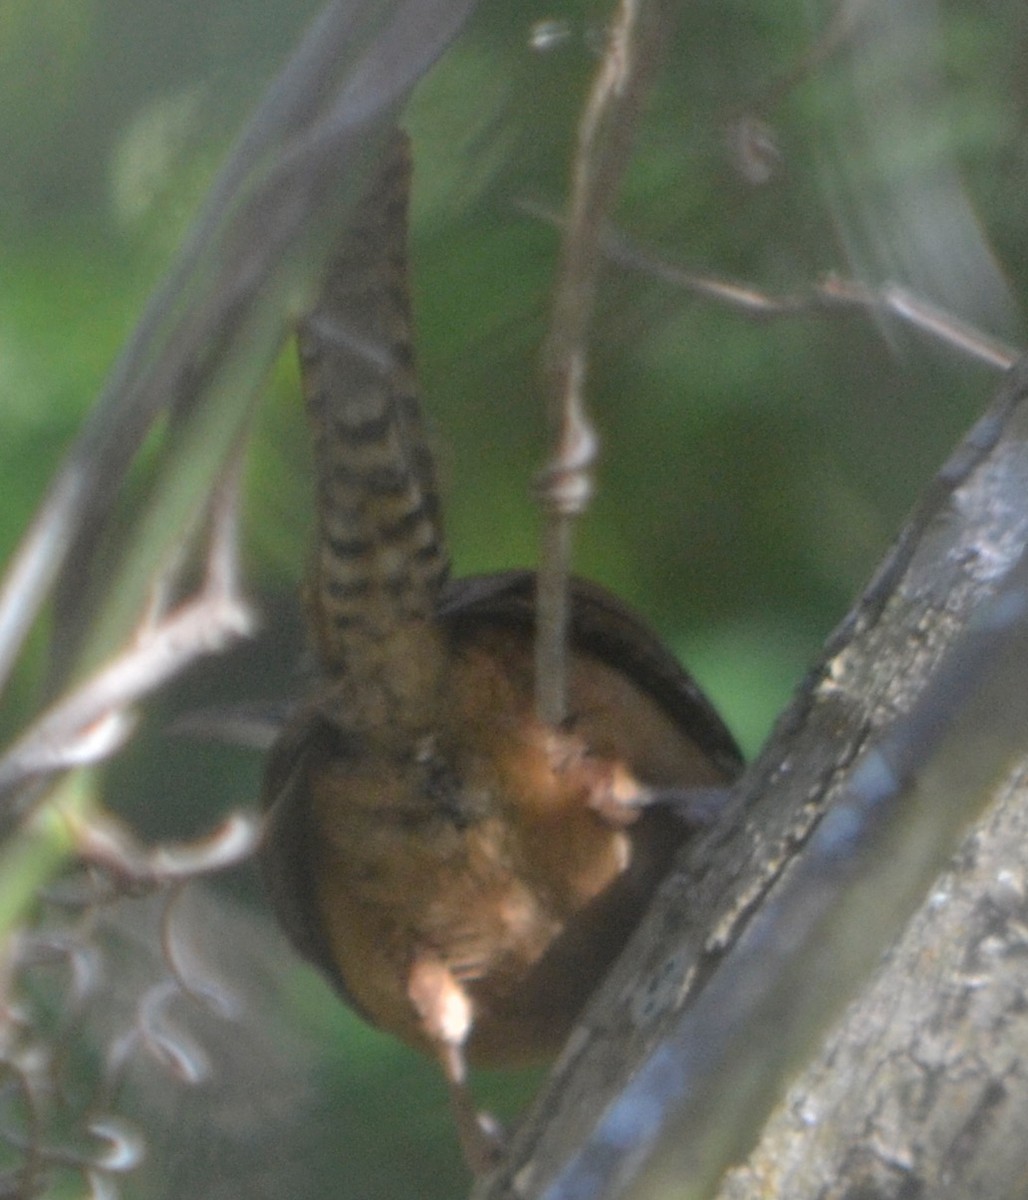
[[535, 0, 665, 726], [520, 198, 1021, 370], [0, 593, 254, 802], [159, 886, 239, 1017], [0, 472, 84, 698], [68, 812, 260, 890], [747, 0, 874, 118], [0, 430, 257, 806], [722, 0, 876, 184]]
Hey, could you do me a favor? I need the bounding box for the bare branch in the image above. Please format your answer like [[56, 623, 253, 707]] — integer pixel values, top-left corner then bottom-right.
[[521, 198, 1021, 369], [625, 244, 1020, 368], [0, 412, 261, 808], [68, 813, 260, 890], [0, 591, 255, 803], [535, 0, 665, 726]]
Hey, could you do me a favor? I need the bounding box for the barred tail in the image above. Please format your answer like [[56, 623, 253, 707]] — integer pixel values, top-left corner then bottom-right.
[[299, 132, 449, 724]]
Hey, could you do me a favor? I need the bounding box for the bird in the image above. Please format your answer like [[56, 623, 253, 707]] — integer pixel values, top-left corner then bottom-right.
[[258, 129, 742, 1172]]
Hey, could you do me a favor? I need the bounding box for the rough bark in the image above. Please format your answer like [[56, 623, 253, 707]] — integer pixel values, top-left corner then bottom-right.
[[718, 761, 1028, 1200], [474, 358, 1028, 1200]]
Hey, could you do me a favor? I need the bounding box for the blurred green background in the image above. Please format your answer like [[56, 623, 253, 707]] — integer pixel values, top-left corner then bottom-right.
[[1, 0, 1026, 1195]]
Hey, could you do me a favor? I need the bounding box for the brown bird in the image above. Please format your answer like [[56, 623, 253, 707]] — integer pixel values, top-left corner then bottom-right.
[[259, 130, 742, 1171]]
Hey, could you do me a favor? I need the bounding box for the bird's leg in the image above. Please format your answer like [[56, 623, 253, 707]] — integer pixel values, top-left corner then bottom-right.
[[645, 785, 735, 828], [407, 955, 505, 1173]]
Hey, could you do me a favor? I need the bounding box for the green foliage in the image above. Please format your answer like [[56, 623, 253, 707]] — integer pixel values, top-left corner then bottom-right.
[[2, 0, 1026, 1195]]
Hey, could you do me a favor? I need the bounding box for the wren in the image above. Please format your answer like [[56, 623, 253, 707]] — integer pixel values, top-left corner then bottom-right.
[[259, 131, 742, 1171]]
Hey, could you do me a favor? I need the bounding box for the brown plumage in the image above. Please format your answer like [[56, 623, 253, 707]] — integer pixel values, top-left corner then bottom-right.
[[259, 131, 742, 1171]]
